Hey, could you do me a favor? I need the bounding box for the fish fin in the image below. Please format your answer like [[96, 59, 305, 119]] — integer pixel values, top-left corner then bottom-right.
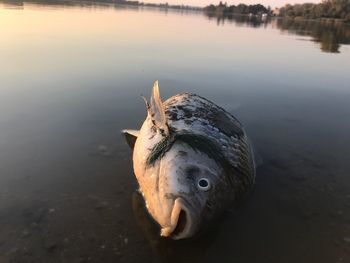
[[150, 81, 169, 135], [141, 95, 150, 113], [121, 129, 139, 149]]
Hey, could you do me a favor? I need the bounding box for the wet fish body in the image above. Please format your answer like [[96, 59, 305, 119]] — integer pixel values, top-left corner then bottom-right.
[[123, 81, 255, 239]]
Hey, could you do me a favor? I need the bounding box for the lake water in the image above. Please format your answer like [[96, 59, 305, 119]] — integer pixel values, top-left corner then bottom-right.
[[1, 2, 350, 263]]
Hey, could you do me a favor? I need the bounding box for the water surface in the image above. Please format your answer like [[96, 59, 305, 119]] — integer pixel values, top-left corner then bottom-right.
[[0, 2, 350, 263]]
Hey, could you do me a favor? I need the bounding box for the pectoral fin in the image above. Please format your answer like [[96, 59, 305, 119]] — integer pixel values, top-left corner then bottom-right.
[[122, 129, 139, 149]]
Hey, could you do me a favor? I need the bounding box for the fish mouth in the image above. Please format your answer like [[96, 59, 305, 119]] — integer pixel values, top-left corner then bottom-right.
[[160, 198, 193, 240]]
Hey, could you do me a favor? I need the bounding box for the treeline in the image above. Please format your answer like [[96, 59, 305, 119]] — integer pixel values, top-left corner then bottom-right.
[[0, 0, 202, 10], [113, 0, 201, 10], [204, 2, 270, 15], [279, 0, 350, 21]]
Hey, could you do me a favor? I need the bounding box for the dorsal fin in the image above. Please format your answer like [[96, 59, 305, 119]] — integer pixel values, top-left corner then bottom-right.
[[150, 81, 169, 135]]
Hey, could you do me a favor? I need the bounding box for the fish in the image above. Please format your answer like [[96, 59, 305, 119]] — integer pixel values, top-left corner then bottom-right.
[[122, 81, 256, 240]]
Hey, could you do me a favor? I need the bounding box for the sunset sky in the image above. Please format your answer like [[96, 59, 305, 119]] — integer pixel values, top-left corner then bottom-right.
[[143, 0, 321, 8]]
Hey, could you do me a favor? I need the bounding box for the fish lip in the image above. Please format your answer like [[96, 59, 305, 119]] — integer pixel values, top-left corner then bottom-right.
[[160, 197, 193, 239]]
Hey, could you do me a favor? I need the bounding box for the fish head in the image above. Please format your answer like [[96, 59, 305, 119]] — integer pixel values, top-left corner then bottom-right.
[[135, 137, 229, 239], [152, 142, 230, 240]]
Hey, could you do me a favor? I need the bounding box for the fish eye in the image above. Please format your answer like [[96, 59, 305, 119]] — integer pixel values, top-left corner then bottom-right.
[[197, 178, 211, 191]]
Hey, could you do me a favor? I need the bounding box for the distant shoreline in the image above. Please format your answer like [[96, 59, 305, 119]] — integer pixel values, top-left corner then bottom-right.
[[204, 1, 350, 23], [1, 0, 350, 24], [205, 11, 350, 24], [0, 0, 203, 10]]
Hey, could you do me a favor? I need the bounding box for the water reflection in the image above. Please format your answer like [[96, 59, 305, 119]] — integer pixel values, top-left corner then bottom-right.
[[2, 0, 350, 54], [204, 12, 269, 28], [274, 18, 350, 53], [203, 12, 350, 53]]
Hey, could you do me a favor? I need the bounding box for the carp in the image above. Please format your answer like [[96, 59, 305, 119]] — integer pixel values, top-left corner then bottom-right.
[[123, 81, 255, 240]]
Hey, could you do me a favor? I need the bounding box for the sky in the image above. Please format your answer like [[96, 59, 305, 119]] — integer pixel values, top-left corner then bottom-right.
[[143, 0, 321, 8]]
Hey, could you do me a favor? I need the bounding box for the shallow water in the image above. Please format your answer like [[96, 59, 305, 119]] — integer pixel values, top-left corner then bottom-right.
[[0, 2, 350, 263]]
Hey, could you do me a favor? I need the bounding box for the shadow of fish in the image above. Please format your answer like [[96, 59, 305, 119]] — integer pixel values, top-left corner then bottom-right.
[[123, 81, 256, 240]]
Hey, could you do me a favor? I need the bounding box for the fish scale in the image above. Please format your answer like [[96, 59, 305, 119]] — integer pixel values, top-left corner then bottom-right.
[[164, 93, 251, 174]]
